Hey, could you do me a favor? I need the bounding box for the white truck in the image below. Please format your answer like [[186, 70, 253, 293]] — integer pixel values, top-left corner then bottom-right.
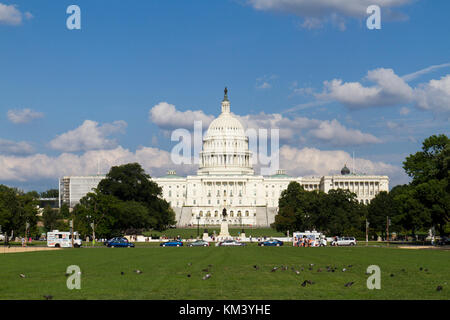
[[47, 230, 82, 248], [293, 231, 327, 247]]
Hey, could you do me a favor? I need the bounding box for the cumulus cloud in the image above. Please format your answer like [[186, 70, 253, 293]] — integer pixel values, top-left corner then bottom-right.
[[149, 102, 215, 131], [0, 138, 34, 155], [317, 68, 413, 109], [49, 120, 127, 152], [149, 102, 381, 147], [247, 0, 413, 30], [237, 113, 381, 146], [7, 108, 44, 124], [279, 145, 399, 177], [414, 75, 450, 116], [0, 3, 32, 25], [0, 146, 197, 182]]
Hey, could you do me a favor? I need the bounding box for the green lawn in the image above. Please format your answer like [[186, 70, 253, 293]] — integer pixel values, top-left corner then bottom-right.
[[0, 246, 448, 300]]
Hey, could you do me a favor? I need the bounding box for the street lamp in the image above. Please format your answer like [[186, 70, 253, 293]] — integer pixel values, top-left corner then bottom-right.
[[196, 216, 200, 239]]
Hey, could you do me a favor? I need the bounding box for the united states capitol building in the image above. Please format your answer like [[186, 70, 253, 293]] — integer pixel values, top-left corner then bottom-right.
[[60, 90, 389, 227]]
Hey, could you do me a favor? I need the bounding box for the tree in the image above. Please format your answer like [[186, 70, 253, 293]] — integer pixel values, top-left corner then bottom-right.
[[273, 182, 364, 236], [40, 189, 59, 198], [0, 185, 39, 239], [42, 205, 61, 231], [74, 163, 176, 237], [403, 134, 449, 235], [367, 191, 396, 238]]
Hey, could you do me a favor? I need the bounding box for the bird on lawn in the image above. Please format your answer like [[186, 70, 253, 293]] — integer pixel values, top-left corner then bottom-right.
[[342, 268, 347, 272], [19, 274, 26, 278], [187, 262, 192, 266], [294, 270, 300, 275], [202, 274, 211, 280], [317, 268, 322, 273], [419, 267, 423, 271], [187, 274, 191, 278], [390, 274, 395, 277], [43, 295, 53, 300], [436, 285, 443, 292], [344, 282, 354, 287], [348, 265, 353, 268], [271, 267, 278, 272], [134, 269, 143, 274], [253, 265, 259, 270], [202, 268, 209, 272], [301, 280, 308, 287], [121, 272, 124, 275]]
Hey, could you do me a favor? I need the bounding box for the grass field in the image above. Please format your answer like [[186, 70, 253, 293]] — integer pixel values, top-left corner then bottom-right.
[[0, 246, 448, 300]]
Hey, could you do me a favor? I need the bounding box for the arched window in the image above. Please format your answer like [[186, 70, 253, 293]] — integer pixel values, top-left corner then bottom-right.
[[245, 211, 249, 217]]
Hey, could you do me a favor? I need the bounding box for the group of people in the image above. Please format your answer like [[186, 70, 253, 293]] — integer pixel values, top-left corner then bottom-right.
[[294, 236, 314, 247]]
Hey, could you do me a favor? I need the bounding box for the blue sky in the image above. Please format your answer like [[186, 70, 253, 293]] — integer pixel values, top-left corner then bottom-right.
[[0, 0, 449, 191]]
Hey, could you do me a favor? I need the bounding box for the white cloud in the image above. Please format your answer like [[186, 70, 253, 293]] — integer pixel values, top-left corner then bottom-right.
[[256, 75, 277, 90], [402, 62, 450, 82], [49, 120, 127, 152], [317, 68, 413, 108], [256, 81, 271, 89], [279, 145, 399, 177], [149, 102, 381, 147], [414, 75, 450, 116], [0, 138, 34, 155], [238, 113, 380, 146], [399, 107, 410, 115], [247, 0, 412, 30], [0, 146, 198, 182], [308, 119, 381, 145], [7, 108, 44, 124], [149, 102, 214, 130], [0, 3, 31, 25]]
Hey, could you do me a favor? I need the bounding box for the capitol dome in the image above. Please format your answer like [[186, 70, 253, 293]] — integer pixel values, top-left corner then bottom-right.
[[198, 88, 254, 175]]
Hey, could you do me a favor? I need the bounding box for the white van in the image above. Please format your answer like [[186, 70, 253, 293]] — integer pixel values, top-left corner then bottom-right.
[[332, 237, 357, 246], [47, 230, 82, 248]]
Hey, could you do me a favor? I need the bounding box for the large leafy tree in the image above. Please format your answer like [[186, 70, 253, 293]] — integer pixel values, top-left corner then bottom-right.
[[75, 163, 175, 237], [403, 134, 449, 235], [273, 182, 364, 236], [0, 185, 39, 239]]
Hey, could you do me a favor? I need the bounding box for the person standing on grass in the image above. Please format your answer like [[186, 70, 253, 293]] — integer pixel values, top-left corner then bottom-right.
[[21, 237, 25, 247]]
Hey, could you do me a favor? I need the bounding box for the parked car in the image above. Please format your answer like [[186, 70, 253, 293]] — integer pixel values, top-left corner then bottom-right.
[[188, 240, 210, 247], [104, 237, 121, 246], [332, 237, 357, 246], [218, 240, 246, 246], [107, 237, 135, 248], [258, 239, 283, 247], [160, 240, 183, 247]]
